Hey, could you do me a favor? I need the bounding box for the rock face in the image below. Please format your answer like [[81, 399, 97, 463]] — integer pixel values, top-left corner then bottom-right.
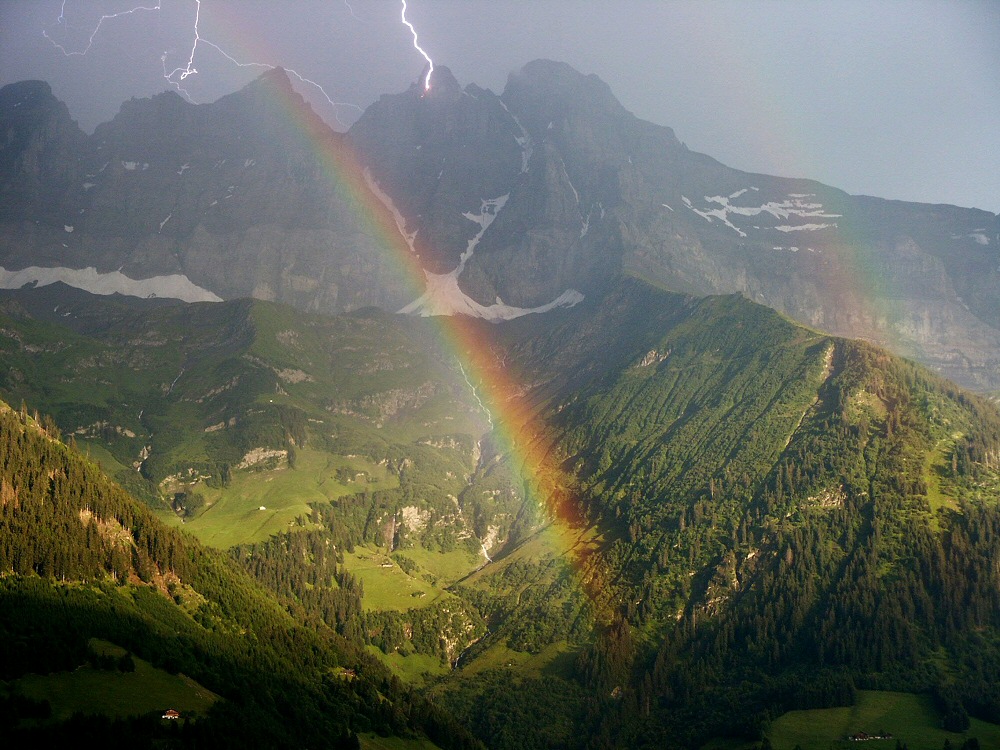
[[0, 69, 412, 313], [2, 62, 999, 388], [349, 59, 1000, 390]]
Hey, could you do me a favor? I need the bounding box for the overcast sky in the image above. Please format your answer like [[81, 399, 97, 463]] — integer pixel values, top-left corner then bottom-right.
[[2, 0, 998, 212]]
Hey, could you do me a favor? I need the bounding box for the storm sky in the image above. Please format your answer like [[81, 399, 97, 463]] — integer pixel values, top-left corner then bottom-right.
[[2, 0, 998, 212]]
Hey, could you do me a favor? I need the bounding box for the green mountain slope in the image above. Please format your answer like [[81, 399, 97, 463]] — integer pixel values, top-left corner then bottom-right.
[[0, 286, 499, 673], [0, 399, 480, 748], [0, 285, 485, 505], [6, 278, 1000, 749], [436, 278, 1000, 749]]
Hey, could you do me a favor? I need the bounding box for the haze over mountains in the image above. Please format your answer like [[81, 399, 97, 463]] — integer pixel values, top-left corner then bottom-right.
[[1, 61, 999, 389]]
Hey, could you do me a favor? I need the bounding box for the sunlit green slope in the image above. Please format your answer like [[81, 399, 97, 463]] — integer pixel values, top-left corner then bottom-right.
[[0, 399, 480, 748], [437, 278, 1000, 749]]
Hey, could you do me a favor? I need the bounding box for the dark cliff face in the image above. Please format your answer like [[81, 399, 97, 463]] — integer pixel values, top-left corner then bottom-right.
[[1, 63, 999, 388], [0, 69, 414, 314], [0, 80, 86, 215], [348, 65, 525, 274], [350, 59, 1000, 390]]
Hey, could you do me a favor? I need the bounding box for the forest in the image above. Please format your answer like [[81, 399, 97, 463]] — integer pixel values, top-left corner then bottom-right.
[[3, 279, 1000, 749]]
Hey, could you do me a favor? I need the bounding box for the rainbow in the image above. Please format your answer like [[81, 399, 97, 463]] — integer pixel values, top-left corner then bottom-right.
[[258, 72, 610, 603]]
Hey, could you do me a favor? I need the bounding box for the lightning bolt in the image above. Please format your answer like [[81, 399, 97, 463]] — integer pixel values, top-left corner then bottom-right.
[[400, 0, 433, 91], [44, 1, 363, 129], [160, 0, 201, 97], [343, 1, 364, 23], [43, 1, 162, 57]]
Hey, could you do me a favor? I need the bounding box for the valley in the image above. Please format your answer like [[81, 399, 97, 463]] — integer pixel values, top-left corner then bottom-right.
[[3, 275, 1000, 748], [1, 52, 999, 749]]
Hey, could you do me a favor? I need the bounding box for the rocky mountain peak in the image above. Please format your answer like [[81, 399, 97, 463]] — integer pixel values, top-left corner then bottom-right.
[[212, 67, 331, 139], [0, 79, 85, 213], [93, 90, 189, 144], [3, 62, 1000, 388], [1, 79, 58, 110], [348, 63, 524, 273], [424, 64, 462, 101], [256, 65, 297, 91], [0, 79, 82, 146], [501, 59, 630, 137]]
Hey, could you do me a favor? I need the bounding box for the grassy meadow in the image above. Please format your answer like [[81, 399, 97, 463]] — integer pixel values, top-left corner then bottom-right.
[[15, 639, 219, 723], [767, 690, 1000, 750]]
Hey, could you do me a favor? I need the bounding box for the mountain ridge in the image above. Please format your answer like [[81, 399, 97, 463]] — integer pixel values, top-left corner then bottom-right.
[[2, 61, 999, 390], [4, 272, 1000, 747]]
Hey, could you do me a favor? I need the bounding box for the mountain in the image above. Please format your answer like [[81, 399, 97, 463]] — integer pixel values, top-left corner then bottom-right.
[[4, 60, 1000, 747], [0, 72, 412, 313], [432, 277, 1000, 748], [0, 282, 496, 534], [4, 274, 1000, 747], [3, 63, 999, 387], [350, 60, 1000, 390], [0, 397, 482, 748]]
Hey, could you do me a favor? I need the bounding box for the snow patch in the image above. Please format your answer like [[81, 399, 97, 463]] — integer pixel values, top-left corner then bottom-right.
[[364, 169, 418, 253], [662, 203, 674, 211], [458, 194, 509, 268], [951, 232, 991, 245], [159, 214, 172, 232], [774, 223, 837, 232], [82, 182, 95, 190], [402, 280, 583, 322], [567, 178, 580, 205], [682, 191, 842, 237], [506, 109, 533, 173], [177, 163, 190, 176], [122, 161, 137, 171], [399, 193, 583, 321], [64, 225, 74, 233], [0, 266, 223, 303]]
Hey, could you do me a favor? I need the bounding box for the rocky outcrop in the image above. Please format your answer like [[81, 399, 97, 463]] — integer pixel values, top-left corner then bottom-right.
[[3, 63, 999, 388], [348, 65, 524, 274], [349, 60, 1000, 389], [0, 80, 86, 214], [0, 70, 411, 312]]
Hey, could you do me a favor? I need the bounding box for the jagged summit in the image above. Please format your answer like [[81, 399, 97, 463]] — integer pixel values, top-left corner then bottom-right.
[[2, 60, 1000, 387], [503, 59, 629, 124], [213, 66, 328, 131], [0, 79, 80, 135], [256, 65, 297, 89], [349, 59, 1000, 388], [423, 64, 462, 99], [0, 79, 56, 104]]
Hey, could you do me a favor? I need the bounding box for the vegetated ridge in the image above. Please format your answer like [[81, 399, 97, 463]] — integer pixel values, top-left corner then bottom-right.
[[0, 396, 483, 748]]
